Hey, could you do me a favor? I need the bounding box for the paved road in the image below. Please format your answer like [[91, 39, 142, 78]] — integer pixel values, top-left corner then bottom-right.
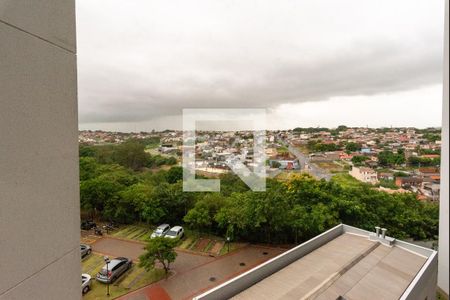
[[279, 139, 332, 181], [93, 237, 284, 300]]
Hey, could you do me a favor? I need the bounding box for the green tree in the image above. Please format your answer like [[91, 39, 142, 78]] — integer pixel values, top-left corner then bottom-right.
[[184, 194, 225, 232], [79, 144, 97, 158], [115, 183, 165, 224], [408, 156, 440, 167], [114, 140, 148, 170], [309, 142, 339, 152], [423, 133, 441, 142], [184, 203, 212, 231], [166, 166, 182, 184], [351, 155, 369, 166], [218, 173, 249, 196], [139, 237, 179, 276], [80, 176, 123, 217], [79, 157, 100, 181], [378, 151, 405, 167], [309, 203, 339, 235], [80, 165, 137, 219], [288, 205, 309, 243], [270, 161, 281, 168], [345, 142, 361, 152]]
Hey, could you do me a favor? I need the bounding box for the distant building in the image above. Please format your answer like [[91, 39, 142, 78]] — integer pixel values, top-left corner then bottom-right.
[[360, 148, 372, 154], [417, 167, 441, 179], [339, 152, 354, 160], [349, 166, 378, 184], [420, 182, 441, 202], [159, 143, 178, 154], [395, 177, 423, 188], [378, 172, 394, 181], [421, 154, 441, 159], [270, 159, 300, 170]]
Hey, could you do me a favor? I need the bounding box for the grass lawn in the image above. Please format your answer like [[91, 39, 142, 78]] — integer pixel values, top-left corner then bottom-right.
[[179, 237, 195, 250], [436, 291, 448, 300], [331, 173, 369, 189], [110, 225, 152, 242], [314, 161, 343, 172], [219, 242, 242, 255], [109, 225, 242, 256], [82, 254, 165, 300], [178, 228, 245, 255], [295, 145, 310, 154], [274, 170, 302, 181], [204, 240, 215, 252], [277, 146, 289, 155]]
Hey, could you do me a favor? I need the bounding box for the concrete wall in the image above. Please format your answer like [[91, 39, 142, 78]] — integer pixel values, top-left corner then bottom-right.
[[400, 251, 438, 300], [193, 225, 344, 300], [438, 0, 449, 296], [0, 1, 80, 299]]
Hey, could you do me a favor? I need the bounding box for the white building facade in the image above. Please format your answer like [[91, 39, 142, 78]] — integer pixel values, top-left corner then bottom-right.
[[0, 1, 80, 299]]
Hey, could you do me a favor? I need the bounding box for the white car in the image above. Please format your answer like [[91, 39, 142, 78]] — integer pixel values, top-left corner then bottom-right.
[[80, 244, 92, 258], [151, 224, 170, 238], [81, 273, 92, 294], [165, 226, 184, 239]]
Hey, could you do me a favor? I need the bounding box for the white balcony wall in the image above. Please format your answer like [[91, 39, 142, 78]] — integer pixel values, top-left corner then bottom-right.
[[438, 0, 449, 295], [0, 1, 80, 299]]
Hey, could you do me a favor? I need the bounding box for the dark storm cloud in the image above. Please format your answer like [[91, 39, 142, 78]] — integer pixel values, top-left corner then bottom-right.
[[76, 0, 444, 126]]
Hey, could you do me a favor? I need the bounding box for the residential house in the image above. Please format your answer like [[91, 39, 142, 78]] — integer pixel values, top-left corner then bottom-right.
[[395, 177, 423, 188], [378, 172, 394, 181], [349, 167, 378, 184], [270, 159, 301, 170]]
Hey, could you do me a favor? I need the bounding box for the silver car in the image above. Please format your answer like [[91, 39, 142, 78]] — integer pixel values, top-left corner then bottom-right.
[[151, 224, 170, 238], [165, 226, 184, 239], [81, 273, 92, 294], [80, 244, 92, 258], [96, 257, 132, 283]]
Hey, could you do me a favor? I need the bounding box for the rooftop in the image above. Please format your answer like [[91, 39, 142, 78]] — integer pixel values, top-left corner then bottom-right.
[[232, 233, 425, 300], [193, 224, 437, 300]]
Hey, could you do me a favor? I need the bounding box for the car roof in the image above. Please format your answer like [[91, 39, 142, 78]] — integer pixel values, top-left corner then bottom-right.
[[103, 257, 128, 268], [116, 257, 128, 261], [157, 224, 170, 229], [169, 226, 182, 231]]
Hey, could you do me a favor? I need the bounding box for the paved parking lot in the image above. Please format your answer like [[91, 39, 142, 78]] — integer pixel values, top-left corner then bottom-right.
[[91, 237, 214, 273], [91, 237, 285, 300], [161, 245, 284, 300], [91, 237, 145, 260]]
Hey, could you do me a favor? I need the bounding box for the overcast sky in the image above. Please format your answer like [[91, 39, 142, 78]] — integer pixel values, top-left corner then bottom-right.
[[77, 0, 445, 131]]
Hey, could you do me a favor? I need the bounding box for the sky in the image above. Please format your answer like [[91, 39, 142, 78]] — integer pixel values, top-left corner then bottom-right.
[[76, 0, 445, 131]]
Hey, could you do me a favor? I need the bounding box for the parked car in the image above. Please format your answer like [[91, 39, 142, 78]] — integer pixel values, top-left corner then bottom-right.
[[81, 273, 92, 294], [151, 224, 170, 238], [81, 220, 97, 230], [80, 244, 92, 258], [96, 257, 132, 283], [165, 226, 184, 239]]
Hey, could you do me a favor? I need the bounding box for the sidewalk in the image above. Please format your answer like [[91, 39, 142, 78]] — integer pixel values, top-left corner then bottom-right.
[[116, 284, 171, 300], [121, 245, 284, 300]]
